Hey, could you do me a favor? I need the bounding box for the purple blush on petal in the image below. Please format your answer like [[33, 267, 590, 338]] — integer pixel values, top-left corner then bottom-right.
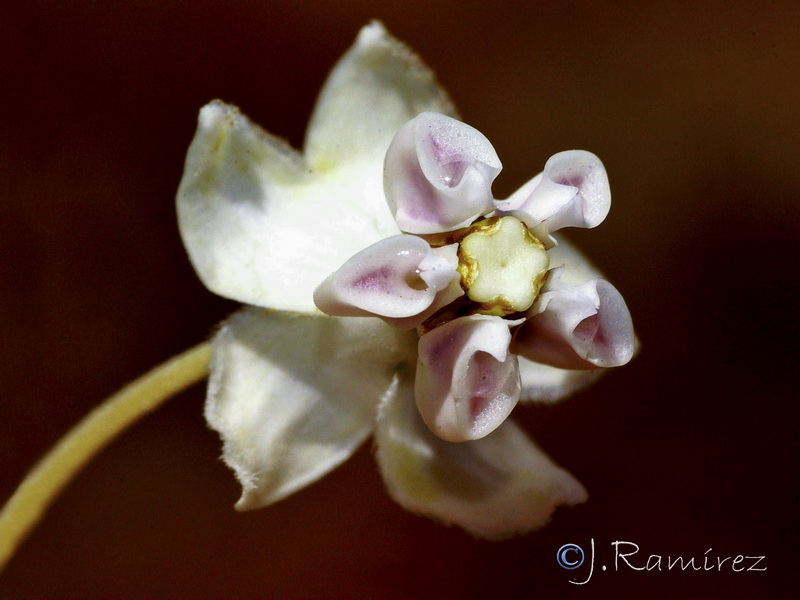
[[573, 313, 600, 342], [426, 135, 469, 187], [555, 175, 584, 189], [352, 266, 396, 292], [468, 352, 499, 419]]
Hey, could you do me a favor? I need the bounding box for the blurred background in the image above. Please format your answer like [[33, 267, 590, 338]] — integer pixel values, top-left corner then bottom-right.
[[1, 1, 798, 597]]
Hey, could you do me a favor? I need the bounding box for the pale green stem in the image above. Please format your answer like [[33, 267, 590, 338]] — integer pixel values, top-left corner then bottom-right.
[[0, 342, 212, 573]]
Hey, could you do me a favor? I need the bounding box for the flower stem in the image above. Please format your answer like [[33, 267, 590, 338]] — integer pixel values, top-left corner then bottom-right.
[[0, 341, 212, 573]]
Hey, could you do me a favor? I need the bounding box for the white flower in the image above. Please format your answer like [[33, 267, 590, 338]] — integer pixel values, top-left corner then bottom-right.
[[177, 22, 635, 539]]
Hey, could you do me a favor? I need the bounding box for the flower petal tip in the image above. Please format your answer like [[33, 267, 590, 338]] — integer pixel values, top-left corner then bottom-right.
[[304, 24, 456, 173]]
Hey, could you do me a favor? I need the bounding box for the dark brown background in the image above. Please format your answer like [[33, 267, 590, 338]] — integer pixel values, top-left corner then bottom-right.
[[2, 1, 798, 597]]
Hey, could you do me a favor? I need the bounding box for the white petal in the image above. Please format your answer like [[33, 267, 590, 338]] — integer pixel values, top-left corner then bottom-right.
[[313, 236, 460, 329], [514, 276, 635, 369], [496, 151, 610, 246], [516, 238, 637, 402], [304, 22, 456, 176], [415, 315, 520, 441], [177, 101, 399, 312], [375, 375, 588, 539], [517, 356, 604, 403], [205, 307, 416, 510], [385, 113, 501, 234]]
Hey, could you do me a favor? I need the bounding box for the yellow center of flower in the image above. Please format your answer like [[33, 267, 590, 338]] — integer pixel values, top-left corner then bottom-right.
[[456, 216, 549, 316]]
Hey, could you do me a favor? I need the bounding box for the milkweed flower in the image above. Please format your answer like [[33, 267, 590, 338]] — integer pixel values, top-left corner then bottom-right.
[[177, 22, 635, 539]]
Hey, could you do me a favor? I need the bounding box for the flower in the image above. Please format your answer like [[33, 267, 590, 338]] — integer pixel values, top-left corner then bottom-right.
[[314, 110, 634, 443], [177, 22, 636, 539]]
